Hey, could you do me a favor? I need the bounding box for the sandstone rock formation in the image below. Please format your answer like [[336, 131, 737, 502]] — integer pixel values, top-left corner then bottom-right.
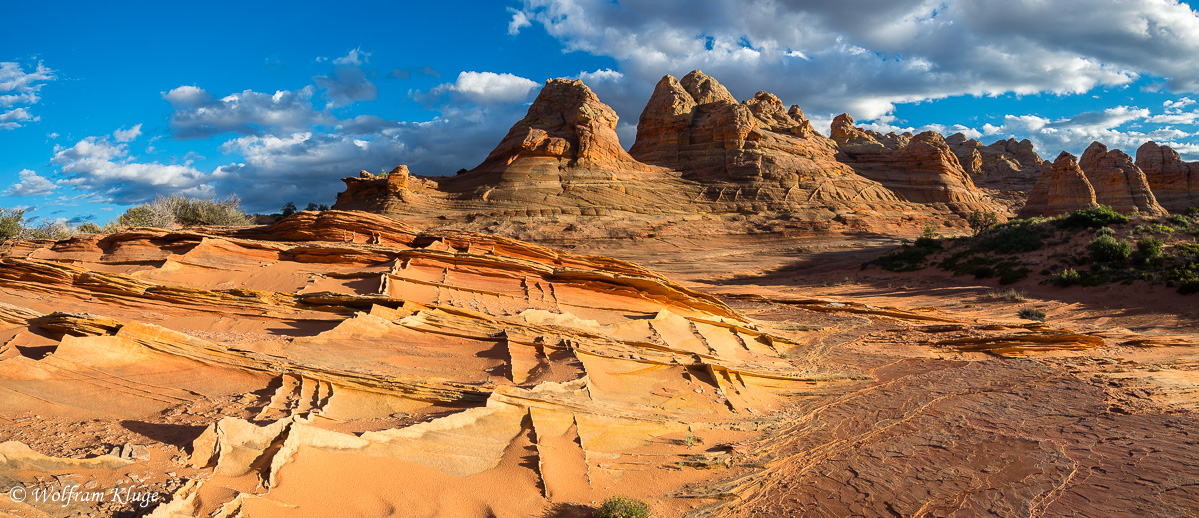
[[629, 71, 843, 193], [338, 79, 697, 217], [829, 114, 985, 210], [1018, 152, 1098, 217], [336, 165, 445, 214], [0, 211, 815, 516], [945, 134, 1043, 211], [1079, 142, 1167, 216], [334, 71, 1002, 237], [450, 78, 690, 206], [1135, 141, 1199, 212], [4, 212, 1199, 516]]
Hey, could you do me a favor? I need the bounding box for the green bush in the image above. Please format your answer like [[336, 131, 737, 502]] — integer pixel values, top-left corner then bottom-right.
[[0, 208, 24, 240], [118, 194, 251, 228], [1132, 237, 1163, 265], [1166, 214, 1191, 227], [20, 221, 77, 240], [967, 209, 1000, 235], [874, 237, 942, 272], [118, 205, 173, 228], [913, 236, 940, 249], [1137, 224, 1175, 234], [595, 496, 652, 518], [973, 220, 1046, 254], [1057, 205, 1129, 229], [1087, 235, 1132, 263], [77, 222, 103, 234], [1095, 227, 1115, 238], [986, 288, 1027, 302], [174, 195, 252, 226], [1018, 307, 1047, 321], [1052, 268, 1083, 286]]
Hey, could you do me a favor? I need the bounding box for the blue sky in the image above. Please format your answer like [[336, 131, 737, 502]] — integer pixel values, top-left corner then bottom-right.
[[6, 1, 1199, 223]]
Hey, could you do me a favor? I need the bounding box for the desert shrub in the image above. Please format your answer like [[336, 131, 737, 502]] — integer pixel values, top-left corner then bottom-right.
[[1184, 207, 1199, 217], [1136, 224, 1175, 234], [1180, 279, 1199, 295], [118, 204, 172, 228], [595, 496, 652, 518], [280, 201, 297, 218], [1056, 205, 1128, 229], [1052, 268, 1083, 286], [1132, 237, 1163, 266], [77, 222, 103, 233], [1167, 214, 1191, 227], [913, 236, 940, 249], [998, 265, 1032, 284], [986, 288, 1028, 302], [1087, 235, 1132, 263], [874, 237, 942, 272], [0, 208, 24, 240], [876, 246, 934, 272], [173, 195, 252, 226], [119, 195, 251, 228], [20, 221, 78, 240], [972, 220, 1046, 254], [967, 209, 1000, 235], [1095, 227, 1115, 238], [1019, 307, 1047, 321]]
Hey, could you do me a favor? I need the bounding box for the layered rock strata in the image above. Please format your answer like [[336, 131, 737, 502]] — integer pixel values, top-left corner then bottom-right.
[[946, 134, 1044, 211], [1135, 141, 1199, 212], [829, 114, 985, 211], [0, 211, 818, 516], [1018, 152, 1098, 217], [334, 72, 1001, 236], [1079, 142, 1167, 216]]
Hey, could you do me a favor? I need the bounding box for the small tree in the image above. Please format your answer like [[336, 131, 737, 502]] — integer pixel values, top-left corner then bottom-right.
[[280, 201, 297, 218], [967, 209, 1000, 235], [921, 223, 939, 239], [0, 208, 24, 240]]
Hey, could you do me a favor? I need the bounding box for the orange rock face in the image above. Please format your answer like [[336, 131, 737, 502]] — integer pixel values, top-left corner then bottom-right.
[[446, 78, 692, 209], [333, 71, 999, 236], [1079, 142, 1167, 215], [829, 114, 985, 209], [1135, 141, 1199, 212], [945, 135, 1043, 212], [629, 71, 849, 198], [335, 165, 446, 213], [1019, 152, 1098, 217], [0, 211, 814, 517]]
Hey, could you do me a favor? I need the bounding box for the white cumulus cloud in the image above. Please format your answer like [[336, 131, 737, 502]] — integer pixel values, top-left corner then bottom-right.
[[112, 124, 142, 142], [508, 8, 532, 35], [0, 61, 55, 129], [430, 71, 539, 105], [164, 85, 321, 139], [3, 169, 56, 196], [512, 0, 1199, 122], [52, 135, 215, 204]]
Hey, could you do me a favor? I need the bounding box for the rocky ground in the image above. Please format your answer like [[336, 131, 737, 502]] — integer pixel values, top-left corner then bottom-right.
[[0, 211, 1195, 517]]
